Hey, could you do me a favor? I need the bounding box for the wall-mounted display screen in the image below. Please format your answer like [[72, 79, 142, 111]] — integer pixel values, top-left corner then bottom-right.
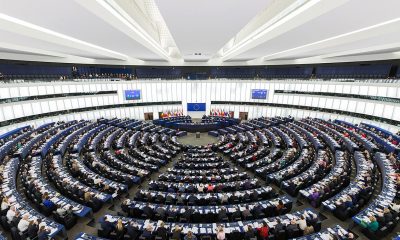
[[251, 89, 268, 99], [187, 103, 206, 111], [125, 90, 141, 100]]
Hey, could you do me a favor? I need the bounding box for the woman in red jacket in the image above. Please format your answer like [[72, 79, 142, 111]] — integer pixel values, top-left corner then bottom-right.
[[257, 222, 269, 239]]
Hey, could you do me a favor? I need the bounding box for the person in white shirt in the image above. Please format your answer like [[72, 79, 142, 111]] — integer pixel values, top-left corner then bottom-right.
[[197, 184, 204, 193], [391, 202, 400, 213], [94, 178, 102, 185], [17, 214, 30, 232], [1, 196, 10, 211], [6, 206, 18, 222], [297, 215, 307, 231], [37, 218, 47, 229], [56, 204, 67, 216], [221, 193, 229, 204]]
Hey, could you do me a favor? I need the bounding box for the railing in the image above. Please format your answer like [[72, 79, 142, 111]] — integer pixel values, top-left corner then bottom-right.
[[1, 77, 399, 84], [211, 100, 400, 126]]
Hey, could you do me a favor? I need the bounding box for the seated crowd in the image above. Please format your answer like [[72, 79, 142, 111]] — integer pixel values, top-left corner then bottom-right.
[[0, 116, 399, 240], [0, 118, 184, 239]]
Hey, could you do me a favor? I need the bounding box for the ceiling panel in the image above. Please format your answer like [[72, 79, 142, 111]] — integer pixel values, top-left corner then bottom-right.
[[234, 0, 400, 60], [0, 29, 122, 59], [295, 33, 400, 59], [0, 0, 162, 61], [0, 47, 54, 57], [0, 29, 117, 59], [0, 0, 399, 65], [155, 0, 271, 60]]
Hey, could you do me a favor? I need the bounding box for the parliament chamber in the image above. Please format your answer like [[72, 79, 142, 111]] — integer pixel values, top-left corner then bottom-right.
[[1, 0, 400, 239]]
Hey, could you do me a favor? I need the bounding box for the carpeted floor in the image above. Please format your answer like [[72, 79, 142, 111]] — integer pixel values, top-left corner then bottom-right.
[[177, 132, 219, 146]]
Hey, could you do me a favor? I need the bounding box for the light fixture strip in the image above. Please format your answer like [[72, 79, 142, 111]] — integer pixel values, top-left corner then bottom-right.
[[99, 0, 171, 60], [262, 17, 400, 61], [221, 0, 320, 59], [0, 13, 129, 60]]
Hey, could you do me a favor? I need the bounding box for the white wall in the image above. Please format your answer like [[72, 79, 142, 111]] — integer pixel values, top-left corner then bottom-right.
[[211, 104, 399, 133], [0, 104, 182, 133], [0, 79, 399, 133]]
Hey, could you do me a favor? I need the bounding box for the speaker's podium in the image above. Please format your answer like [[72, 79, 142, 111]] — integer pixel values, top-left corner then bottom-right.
[[196, 132, 200, 138]]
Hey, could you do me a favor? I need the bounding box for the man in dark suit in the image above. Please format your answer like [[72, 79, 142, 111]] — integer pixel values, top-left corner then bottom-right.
[[155, 222, 168, 240], [383, 208, 393, 224], [141, 225, 154, 239], [167, 207, 178, 220], [274, 219, 285, 232], [231, 207, 241, 221], [286, 181, 297, 195], [134, 190, 144, 200], [176, 194, 185, 205], [242, 206, 252, 220], [149, 182, 157, 190], [251, 191, 259, 201], [27, 220, 39, 239], [359, 185, 370, 200], [155, 204, 167, 219], [142, 204, 154, 218], [209, 194, 218, 205], [156, 194, 165, 203], [242, 192, 251, 200], [166, 194, 175, 203], [305, 212, 318, 225], [252, 204, 264, 218], [145, 192, 153, 202], [187, 184, 195, 193], [230, 193, 239, 204], [100, 216, 114, 235], [188, 195, 198, 204], [181, 206, 193, 222], [126, 221, 140, 239], [286, 219, 299, 234], [218, 207, 228, 221]]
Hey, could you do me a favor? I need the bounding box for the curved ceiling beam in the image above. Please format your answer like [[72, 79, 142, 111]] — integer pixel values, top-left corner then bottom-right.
[[260, 17, 400, 62], [0, 13, 133, 61], [210, 0, 349, 63], [74, 0, 182, 63]]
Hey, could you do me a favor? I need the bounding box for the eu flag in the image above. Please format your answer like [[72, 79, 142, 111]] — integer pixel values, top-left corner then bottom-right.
[[187, 103, 206, 111]]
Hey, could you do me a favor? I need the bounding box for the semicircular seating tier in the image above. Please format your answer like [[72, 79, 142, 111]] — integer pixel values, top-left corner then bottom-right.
[[0, 116, 399, 240]]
